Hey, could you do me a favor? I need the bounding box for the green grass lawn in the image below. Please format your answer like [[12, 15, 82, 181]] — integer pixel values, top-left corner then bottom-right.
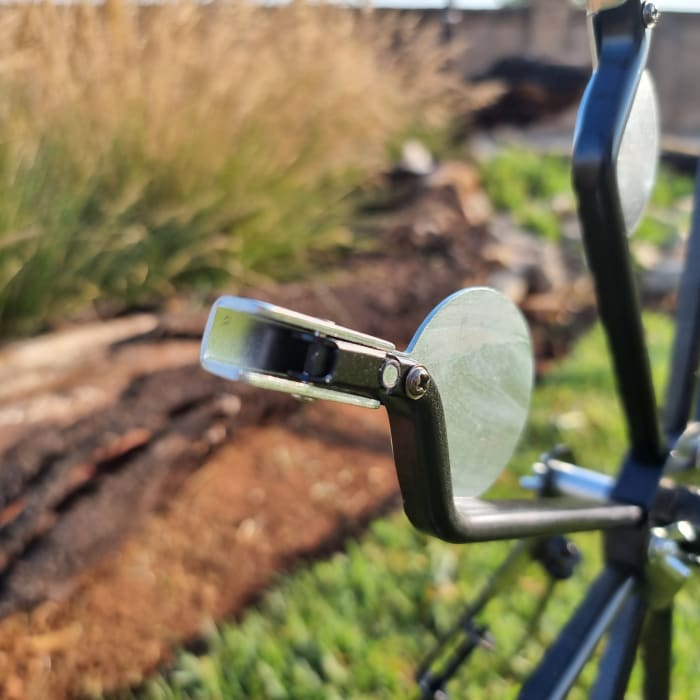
[[479, 146, 695, 246], [137, 313, 700, 700]]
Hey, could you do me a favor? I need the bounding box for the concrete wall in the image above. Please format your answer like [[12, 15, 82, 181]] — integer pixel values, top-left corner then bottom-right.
[[449, 1, 700, 135]]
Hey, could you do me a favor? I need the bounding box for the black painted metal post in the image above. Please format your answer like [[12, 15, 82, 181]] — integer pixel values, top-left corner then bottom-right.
[[517, 567, 634, 700], [664, 160, 700, 437], [573, 1, 666, 475], [641, 606, 672, 700], [589, 588, 647, 700]]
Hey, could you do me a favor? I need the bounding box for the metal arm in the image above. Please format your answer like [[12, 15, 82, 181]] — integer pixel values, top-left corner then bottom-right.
[[573, 0, 665, 481], [201, 294, 642, 542]]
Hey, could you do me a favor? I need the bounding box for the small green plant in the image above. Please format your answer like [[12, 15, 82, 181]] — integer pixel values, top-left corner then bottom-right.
[[479, 146, 693, 247], [651, 167, 695, 209], [478, 147, 572, 241], [635, 167, 696, 249]]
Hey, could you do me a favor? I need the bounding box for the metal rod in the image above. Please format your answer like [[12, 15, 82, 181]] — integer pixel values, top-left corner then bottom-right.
[[417, 622, 489, 699], [452, 499, 642, 541], [590, 588, 647, 700], [665, 160, 700, 437], [416, 540, 530, 674], [517, 567, 635, 700], [641, 606, 672, 700], [522, 459, 615, 503]]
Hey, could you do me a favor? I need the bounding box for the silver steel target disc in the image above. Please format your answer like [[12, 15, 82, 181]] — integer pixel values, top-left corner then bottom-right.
[[407, 287, 534, 498]]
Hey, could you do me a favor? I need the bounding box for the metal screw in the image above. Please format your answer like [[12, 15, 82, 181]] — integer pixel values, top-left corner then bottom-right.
[[405, 365, 431, 400], [642, 2, 659, 27], [379, 358, 401, 391]]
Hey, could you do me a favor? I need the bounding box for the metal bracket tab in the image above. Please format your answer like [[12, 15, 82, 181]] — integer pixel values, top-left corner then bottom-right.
[[201, 296, 396, 409]]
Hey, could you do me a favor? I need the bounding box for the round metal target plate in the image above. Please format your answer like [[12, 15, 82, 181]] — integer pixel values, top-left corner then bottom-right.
[[407, 287, 534, 498], [616, 70, 660, 236]]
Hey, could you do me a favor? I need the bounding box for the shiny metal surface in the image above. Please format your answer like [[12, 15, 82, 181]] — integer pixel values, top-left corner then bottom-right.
[[616, 71, 660, 235], [202, 296, 394, 360], [243, 372, 380, 409], [408, 288, 533, 498], [404, 365, 431, 400], [664, 422, 700, 479], [642, 2, 660, 26], [379, 358, 401, 391], [200, 296, 391, 409], [524, 459, 616, 503], [647, 528, 692, 609]]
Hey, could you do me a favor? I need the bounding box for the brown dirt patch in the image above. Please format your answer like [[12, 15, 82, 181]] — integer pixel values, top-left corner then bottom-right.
[[0, 402, 397, 698]]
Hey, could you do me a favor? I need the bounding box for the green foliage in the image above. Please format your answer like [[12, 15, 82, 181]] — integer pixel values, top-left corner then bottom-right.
[[479, 146, 693, 247], [635, 218, 676, 248], [0, 2, 457, 339], [0, 128, 358, 337], [478, 147, 572, 241], [651, 167, 695, 209], [139, 314, 698, 700], [634, 167, 695, 248]]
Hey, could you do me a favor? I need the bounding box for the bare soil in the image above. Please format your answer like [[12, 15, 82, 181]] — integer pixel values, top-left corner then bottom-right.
[[0, 401, 398, 698]]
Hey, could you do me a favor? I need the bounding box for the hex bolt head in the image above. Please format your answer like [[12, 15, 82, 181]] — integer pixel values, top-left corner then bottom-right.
[[642, 2, 659, 27], [405, 365, 431, 400], [379, 358, 401, 391]]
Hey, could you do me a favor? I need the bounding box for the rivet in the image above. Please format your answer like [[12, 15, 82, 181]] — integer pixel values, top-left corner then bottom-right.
[[379, 358, 401, 391]]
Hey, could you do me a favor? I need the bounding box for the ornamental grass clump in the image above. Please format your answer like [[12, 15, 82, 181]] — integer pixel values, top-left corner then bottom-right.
[[0, 0, 460, 337]]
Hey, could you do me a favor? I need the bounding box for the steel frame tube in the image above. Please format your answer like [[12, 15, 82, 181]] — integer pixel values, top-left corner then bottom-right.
[[641, 606, 672, 700], [590, 589, 647, 699], [665, 160, 700, 437], [517, 568, 635, 700]]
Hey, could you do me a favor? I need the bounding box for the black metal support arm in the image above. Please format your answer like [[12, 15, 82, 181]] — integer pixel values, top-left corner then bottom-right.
[[641, 606, 673, 700], [517, 567, 636, 700], [202, 295, 645, 544], [386, 386, 643, 542], [665, 159, 700, 436], [573, 0, 666, 482], [589, 588, 647, 700]]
